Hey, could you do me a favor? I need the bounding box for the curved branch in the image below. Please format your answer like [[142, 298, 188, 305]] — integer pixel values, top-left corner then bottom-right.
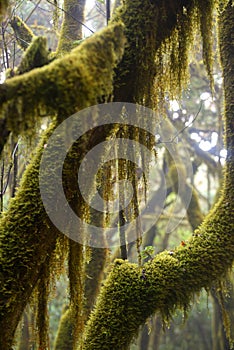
[[0, 23, 125, 350], [79, 3, 234, 349], [10, 16, 34, 50], [0, 23, 125, 135]]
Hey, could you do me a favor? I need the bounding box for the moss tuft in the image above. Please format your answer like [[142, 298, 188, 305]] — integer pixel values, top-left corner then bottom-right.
[[80, 189, 234, 350], [17, 36, 50, 74]]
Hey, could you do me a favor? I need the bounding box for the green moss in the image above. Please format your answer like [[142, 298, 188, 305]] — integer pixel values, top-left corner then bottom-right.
[[0, 36, 51, 151], [0, 2, 233, 350], [0, 124, 60, 349], [54, 308, 73, 350], [112, 0, 221, 108], [17, 36, 50, 74], [10, 16, 34, 50], [57, 0, 86, 54], [68, 241, 85, 348], [0, 23, 125, 135], [79, 186, 234, 350], [78, 5, 234, 348]]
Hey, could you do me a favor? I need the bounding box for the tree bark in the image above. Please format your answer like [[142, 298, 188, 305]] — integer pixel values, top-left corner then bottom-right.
[[0, 1, 233, 349], [78, 2, 234, 348], [57, 0, 86, 53], [0, 23, 125, 350]]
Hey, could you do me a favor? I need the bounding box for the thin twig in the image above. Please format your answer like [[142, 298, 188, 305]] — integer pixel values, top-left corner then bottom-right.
[[170, 101, 203, 143], [106, 0, 111, 24], [0, 142, 19, 197], [25, 0, 42, 23], [158, 101, 203, 145], [1, 22, 10, 69], [11, 142, 18, 197]]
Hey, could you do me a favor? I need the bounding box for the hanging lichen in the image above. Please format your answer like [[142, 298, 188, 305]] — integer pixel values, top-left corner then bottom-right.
[[33, 233, 68, 350], [79, 187, 234, 349], [77, 1, 234, 348], [112, 0, 222, 109], [1, 1, 233, 350]]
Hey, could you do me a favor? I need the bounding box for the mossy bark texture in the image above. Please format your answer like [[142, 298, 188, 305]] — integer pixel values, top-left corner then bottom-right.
[[57, 0, 86, 53], [78, 2, 234, 349], [0, 23, 125, 136], [0, 23, 125, 350], [10, 16, 34, 50], [0, 1, 233, 350], [54, 308, 73, 350]]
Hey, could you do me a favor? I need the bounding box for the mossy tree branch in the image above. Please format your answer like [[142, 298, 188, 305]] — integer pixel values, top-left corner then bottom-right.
[[0, 23, 125, 350], [10, 16, 34, 50], [0, 33, 49, 155], [78, 3, 234, 349], [0, 23, 125, 136], [0, 1, 232, 349], [57, 0, 86, 53]]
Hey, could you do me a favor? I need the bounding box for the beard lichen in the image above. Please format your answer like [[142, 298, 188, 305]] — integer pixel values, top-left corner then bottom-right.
[[79, 187, 234, 350], [0, 1, 233, 350], [112, 0, 221, 108], [78, 1, 234, 349]]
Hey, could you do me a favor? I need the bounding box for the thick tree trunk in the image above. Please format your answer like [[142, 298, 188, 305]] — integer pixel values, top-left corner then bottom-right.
[[78, 3, 234, 349], [0, 23, 125, 350], [0, 1, 233, 349], [57, 0, 86, 53]]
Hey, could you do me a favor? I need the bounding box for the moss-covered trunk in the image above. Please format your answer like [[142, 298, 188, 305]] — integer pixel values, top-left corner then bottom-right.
[[0, 0, 233, 349], [0, 23, 125, 350], [57, 0, 86, 53], [78, 3, 234, 349]]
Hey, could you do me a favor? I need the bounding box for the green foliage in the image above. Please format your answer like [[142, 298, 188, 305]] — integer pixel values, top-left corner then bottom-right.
[[140, 246, 155, 261]]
